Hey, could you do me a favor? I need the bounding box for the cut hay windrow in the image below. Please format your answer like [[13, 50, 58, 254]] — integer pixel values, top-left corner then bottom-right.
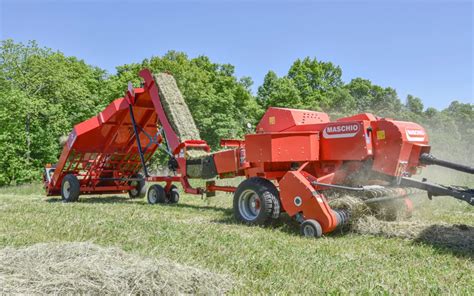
[[0, 242, 233, 295], [352, 216, 474, 252], [329, 195, 473, 252], [154, 73, 201, 142]]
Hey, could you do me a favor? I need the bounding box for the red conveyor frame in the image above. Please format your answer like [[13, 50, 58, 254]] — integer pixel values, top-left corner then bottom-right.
[[44, 69, 211, 196]]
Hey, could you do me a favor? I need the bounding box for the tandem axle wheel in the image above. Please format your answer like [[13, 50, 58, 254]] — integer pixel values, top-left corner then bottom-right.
[[61, 174, 80, 202], [128, 174, 146, 199], [147, 184, 180, 205]]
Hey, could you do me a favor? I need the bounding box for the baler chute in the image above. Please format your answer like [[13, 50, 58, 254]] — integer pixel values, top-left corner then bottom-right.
[[44, 69, 473, 238]]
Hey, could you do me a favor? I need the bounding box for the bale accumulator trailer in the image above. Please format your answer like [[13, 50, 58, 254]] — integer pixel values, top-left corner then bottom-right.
[[44, 69, 474, 238]]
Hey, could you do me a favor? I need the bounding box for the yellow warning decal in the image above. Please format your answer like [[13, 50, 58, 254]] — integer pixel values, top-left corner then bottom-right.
[[269, 116, 275, 125], [377, 130, 385, 140]]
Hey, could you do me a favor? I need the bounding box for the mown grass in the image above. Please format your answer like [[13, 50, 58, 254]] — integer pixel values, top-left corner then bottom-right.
[[0, 183, 473, 294]]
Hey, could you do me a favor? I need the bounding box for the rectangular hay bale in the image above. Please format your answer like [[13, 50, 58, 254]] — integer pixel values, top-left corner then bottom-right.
[[154, 73, 201, 141]]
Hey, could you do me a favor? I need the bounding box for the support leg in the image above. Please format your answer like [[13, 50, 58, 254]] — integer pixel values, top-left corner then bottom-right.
[[129, 105, 149, 177]]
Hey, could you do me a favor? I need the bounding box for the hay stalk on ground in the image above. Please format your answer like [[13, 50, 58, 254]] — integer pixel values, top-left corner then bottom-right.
[[330, 195, 473, 253], [352, 216, 474, 253], [0, 242, 233, 295]]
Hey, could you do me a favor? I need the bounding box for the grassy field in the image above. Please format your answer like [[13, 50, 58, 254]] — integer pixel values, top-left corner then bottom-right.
[[0, 182, 473, 294]]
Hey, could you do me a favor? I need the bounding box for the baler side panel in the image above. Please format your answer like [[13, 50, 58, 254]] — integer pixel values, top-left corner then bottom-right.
[[372, 120, 429, 177], [319, 121, 373, 161], [245, 132, 320, 163], [256, 107, 330, 133]]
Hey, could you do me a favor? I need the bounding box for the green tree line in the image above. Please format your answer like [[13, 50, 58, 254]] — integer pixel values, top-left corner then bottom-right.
[[0, 40, 472, 186]]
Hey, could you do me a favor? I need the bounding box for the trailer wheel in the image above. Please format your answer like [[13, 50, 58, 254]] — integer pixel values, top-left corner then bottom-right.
[[61, 174, 80, 202], [233, 178, 276, 225], [300, 219, 323, 238], [167, 185, 180, 204], [147, 184, 167, 204], [128, 174, 146, 199]]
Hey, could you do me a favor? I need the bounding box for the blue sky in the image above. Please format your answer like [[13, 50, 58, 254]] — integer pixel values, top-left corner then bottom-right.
[[1, 0, 472, 110]]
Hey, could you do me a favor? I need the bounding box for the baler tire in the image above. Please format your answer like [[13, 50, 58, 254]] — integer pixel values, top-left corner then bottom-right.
[[128, 174, 146, 199], [233, 178, 275, 225], [247, 177, 281, 219], [147, 184, 167, 205], [300, 219, 323, 238], [61, 174, 80, 202], [167, 185, 180, 204]]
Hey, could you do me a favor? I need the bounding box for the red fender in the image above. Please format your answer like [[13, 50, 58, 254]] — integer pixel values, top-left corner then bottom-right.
[[279, 170, 339, 233]]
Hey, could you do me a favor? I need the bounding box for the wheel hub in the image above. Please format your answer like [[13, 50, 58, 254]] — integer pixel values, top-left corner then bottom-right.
[[303, 225, 315, 237], [63, 181, 71, 199], [149, 190, 157, 203], [239, 189, 261, 220]]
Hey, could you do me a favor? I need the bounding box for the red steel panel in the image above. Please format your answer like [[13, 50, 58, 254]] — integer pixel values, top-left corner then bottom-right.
[[256, 107, 330, 133], [245, 132, 319, 163], [279, 170, 338, 233], [372, 119, 429, 176], [48, 78, 161, 195], [214, 149, 240, 174], [319, 121, 372, 161]]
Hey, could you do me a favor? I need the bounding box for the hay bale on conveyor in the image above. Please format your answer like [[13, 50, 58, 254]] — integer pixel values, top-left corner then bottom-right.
[[154, 73, 201, 142], [154, 73, 216, 178]]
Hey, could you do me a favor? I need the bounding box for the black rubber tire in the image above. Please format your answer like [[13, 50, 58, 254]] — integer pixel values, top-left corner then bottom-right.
[[61, 174, 80, 202], [249, 177, 281, 219], [167, 185, 180, 204], [233, 177, 277, 225], [147, 184, 167, 204], [300, 219, 323, 238], [128, 174, 146, 199]]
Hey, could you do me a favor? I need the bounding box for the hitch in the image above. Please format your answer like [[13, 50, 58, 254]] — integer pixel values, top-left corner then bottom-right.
[[413, 154, 474, 205], [400, 177, 474, 206], [420, 153, 474, 174]]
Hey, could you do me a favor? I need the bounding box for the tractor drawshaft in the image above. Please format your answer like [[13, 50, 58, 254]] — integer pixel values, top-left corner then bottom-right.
[[420, 153, 474, 174]]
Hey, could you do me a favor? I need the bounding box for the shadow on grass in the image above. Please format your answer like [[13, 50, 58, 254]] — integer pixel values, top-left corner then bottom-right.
[[44, 195, 138, 204], [212, 211, 304, 236], [44, 197, 62, 203], [175, 203, 234, 215], [413, 224, 474, 259], [44, 196, 234, 213]]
